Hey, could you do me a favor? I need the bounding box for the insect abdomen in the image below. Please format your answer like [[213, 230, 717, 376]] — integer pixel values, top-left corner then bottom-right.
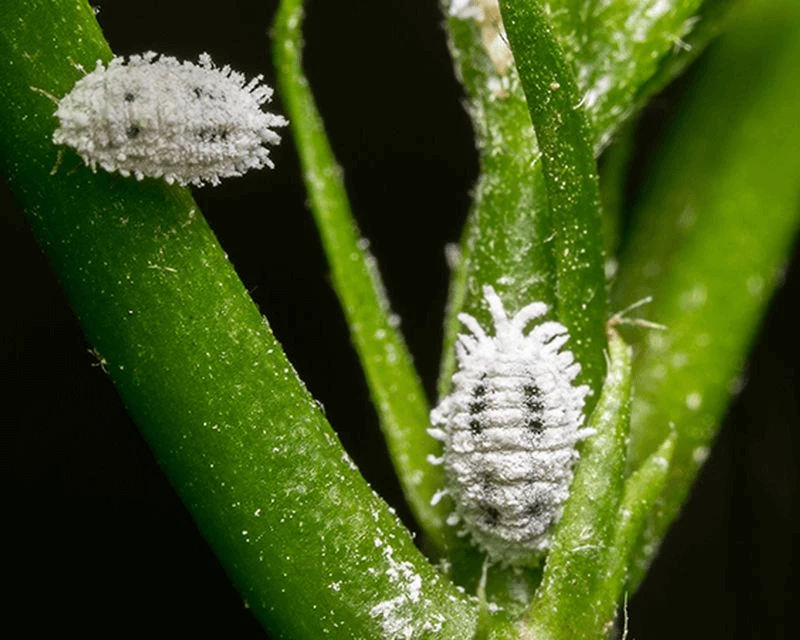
[[430, 285, 592, 565], [52, 52, 287, 186]]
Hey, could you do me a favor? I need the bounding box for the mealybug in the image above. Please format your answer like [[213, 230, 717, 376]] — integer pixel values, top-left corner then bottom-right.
[[429, 285, 592, 565], [52, 52, 288, 186]]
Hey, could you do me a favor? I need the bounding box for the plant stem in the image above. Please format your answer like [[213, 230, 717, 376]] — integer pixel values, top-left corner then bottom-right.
[[271, 0, 449, 552], [0, 1, 478, 636]]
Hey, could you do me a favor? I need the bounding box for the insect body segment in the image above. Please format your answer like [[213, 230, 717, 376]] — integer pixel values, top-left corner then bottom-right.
[[430, 285, 592, 565], [52, 52, 288, 186]]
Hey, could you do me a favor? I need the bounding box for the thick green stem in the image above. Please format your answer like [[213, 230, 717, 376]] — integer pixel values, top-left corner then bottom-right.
[[613, 0, 800, 588], [499, 0, 608, 401], [0, 1, 477, 637]]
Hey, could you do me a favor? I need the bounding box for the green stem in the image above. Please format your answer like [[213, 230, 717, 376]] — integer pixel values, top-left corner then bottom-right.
[[613, 0, 800, 588], [271, 0, 447, 552], [499, 0, 608, 401], [437, 0, 715, 604], [0, 1, 477, 636], [606, 432, 676, 605], [522, 329, 631, 639]]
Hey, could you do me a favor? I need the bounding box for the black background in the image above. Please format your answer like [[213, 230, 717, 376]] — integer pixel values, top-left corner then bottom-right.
[[2, 1, 798, 637]]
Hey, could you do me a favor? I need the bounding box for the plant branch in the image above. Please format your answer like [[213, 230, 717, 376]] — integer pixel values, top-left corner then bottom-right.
[[522, 329, 630, 639], [271, 0, 449, 553], [0, 1, 478, 636], [499, 0, 608, 401], [612, 0, 800, 589]]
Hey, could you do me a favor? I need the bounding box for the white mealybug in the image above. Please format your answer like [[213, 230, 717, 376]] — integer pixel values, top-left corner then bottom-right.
[[51, 52, 288, 186], [429, 285, 592, 566]]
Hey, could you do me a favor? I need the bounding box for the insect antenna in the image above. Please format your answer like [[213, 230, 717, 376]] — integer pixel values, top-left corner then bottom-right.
[[608, 296, 667, 331]]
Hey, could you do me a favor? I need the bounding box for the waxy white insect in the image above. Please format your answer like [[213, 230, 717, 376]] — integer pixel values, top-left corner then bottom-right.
[[429, 285, 592, 565], [52, 52, 288, 186]]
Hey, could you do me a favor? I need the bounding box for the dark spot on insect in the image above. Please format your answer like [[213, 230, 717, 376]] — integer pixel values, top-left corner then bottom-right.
[[526, 416, 544, 435], [469, 418, 483, 435], [126, 125, 141, 139], [523, 383, 545, 433], [523, 384, 544, 413], [480, 505, 500, 528], [193, 87, 225, 102], [123, 92, 135, 102], [524, 500, 547, 520], [480, 472, 494, 493], [198, 127, 230, 143], [473, 383, 487, 398], [198, 127, 219, 143], [469, 399, 486, 415]]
